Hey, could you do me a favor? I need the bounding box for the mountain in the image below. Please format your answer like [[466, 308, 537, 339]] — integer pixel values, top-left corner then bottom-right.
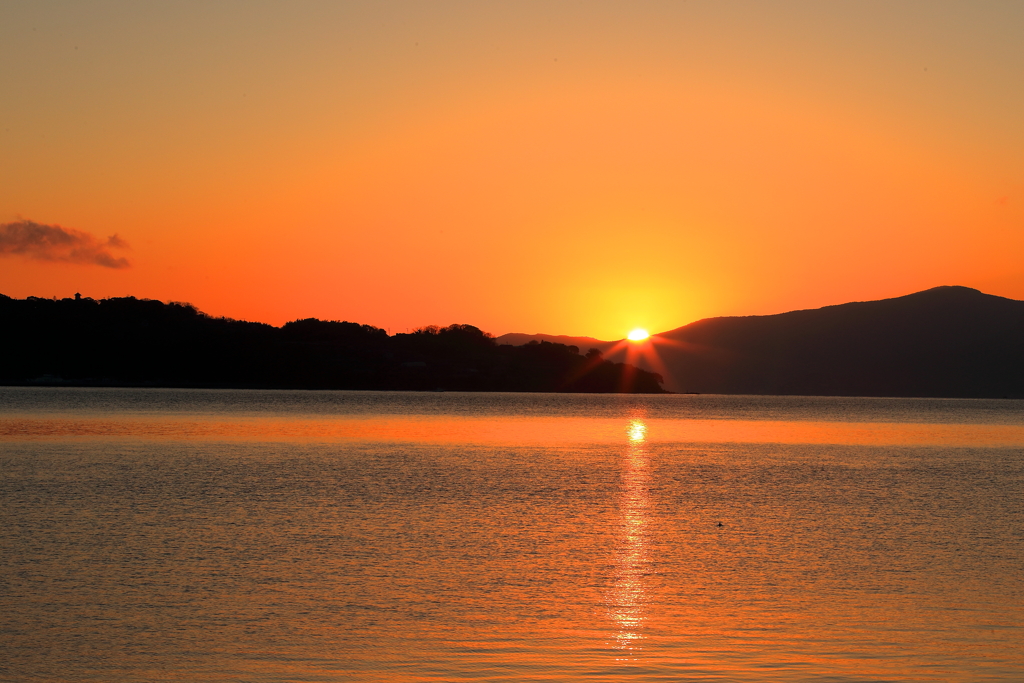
[[502, 287, 1024, 398], [7, 286, 1020, 397]]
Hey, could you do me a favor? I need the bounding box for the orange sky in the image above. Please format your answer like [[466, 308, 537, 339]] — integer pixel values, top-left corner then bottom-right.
[[2, 2, 1022, 339]]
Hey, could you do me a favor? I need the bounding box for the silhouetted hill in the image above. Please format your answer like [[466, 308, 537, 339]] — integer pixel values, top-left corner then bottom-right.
[[501, 287, 1024, 397], [0, 295, 665, 393], [658, 286, 1023, 396]]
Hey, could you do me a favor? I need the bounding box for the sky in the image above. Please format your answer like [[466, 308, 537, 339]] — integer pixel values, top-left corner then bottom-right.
[[2, 1, 1022, 339]]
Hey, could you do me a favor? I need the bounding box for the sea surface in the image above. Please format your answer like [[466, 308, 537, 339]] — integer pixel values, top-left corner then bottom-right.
[[2, 387, 1023, 682]]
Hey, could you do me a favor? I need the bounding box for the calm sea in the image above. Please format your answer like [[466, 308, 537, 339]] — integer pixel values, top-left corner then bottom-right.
[[2, 388, 1023, 682]]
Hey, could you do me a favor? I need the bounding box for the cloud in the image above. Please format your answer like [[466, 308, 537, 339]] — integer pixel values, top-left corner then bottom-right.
[[0, 220, 130, 268]]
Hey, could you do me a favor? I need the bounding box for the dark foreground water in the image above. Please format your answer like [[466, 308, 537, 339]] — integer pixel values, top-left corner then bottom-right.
[[2, 388, 1023, 682]]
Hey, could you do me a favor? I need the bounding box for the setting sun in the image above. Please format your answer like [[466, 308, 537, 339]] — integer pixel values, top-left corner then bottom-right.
[[627, 329, 650, 342]]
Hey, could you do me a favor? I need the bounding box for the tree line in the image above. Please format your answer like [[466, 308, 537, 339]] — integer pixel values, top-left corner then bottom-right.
[[0, 294, 665, 392]]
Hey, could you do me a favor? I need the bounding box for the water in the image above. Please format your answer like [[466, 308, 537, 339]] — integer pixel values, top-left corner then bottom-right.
[[2, 388, 1023, 682]]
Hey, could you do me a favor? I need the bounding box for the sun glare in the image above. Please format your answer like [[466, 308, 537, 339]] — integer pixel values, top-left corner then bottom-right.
[[627, 329, 650, 342]]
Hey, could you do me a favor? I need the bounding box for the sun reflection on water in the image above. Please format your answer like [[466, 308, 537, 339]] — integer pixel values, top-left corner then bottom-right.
[[609, 416, 652, 658], [627, 419, 647, 443]]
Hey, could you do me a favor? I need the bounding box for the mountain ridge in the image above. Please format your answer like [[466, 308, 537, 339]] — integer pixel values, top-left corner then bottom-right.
[[498, 286, 1024, 397]]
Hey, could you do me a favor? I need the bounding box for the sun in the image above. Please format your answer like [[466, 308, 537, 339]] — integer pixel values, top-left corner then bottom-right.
[[627, 328, 650, 341]]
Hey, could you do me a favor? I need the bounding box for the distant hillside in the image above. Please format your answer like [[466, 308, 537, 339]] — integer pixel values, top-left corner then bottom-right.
[[494, 332, 616, 353], [0, 295, 665, 393], [654, 286, 1024, 397], [502, 287, 1024, 398], [9, 287, 1020, 397]]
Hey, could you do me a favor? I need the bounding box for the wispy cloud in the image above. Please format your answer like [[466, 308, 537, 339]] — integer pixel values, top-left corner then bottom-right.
[[0, 220, 130, 268]]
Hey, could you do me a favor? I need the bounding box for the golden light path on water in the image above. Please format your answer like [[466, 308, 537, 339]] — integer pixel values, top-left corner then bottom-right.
[[610, 416, 652, 657], [5, 414, 1024, 447]]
